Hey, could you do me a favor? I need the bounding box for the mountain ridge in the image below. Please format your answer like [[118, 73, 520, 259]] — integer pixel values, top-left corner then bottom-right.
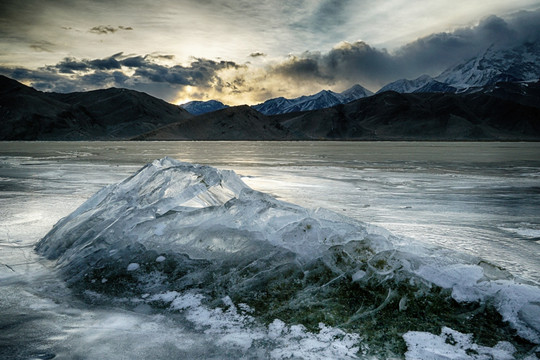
[[377, 75, 458, 94], [1, 72, 539, 141], [270, 83, 540, 140], [253, 84, 373, 115], [134, 105, 293, 140], [0, 75, 192, 140], [137, 80, 540, 141]]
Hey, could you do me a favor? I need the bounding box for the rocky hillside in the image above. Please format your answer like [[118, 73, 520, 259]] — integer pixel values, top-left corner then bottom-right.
[[272, 81, 540, 140], [135, 105, 294, 140], [2, 75, 539, 141], [0, 75, 192, 140]]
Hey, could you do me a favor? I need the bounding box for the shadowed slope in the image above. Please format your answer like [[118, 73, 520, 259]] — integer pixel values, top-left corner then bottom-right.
[[135, 105, 294, 140], [273, 83, 540, 140], [0, 75, 192, 140]]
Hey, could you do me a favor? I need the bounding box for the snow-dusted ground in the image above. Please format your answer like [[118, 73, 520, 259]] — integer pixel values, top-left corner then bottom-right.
[[1, 141, 539, 359]]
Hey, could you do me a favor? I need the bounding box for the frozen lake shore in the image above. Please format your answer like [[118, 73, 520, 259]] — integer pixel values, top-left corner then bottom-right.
[[1, 141, 539, 359]]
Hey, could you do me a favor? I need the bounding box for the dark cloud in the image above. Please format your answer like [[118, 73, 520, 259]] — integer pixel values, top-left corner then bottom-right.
[[112, 70, 129, 84], [148, 54, 175, 60], [287, 0, 352, 43], [312, 0, 351, 32], [274, 53, 330, 81], [80, 70, 119, 86], [269, 9, 540, 90], [89, 25, 117, 34], [0, 53, 242, 102], [0, 66, 83, 93], [249, 52, 266, 58], [120, 55, 147, 68], [505, 9, 540, 43], [52, 54, 123, 73], [29, 40, 56, 52], [125, 57, 241, 86], [88, 56, 122, 70], [394, 13, 525, 75], [89, 25, 133, 34], [55, 57, 92, 73], [270, 42, 396, 89]]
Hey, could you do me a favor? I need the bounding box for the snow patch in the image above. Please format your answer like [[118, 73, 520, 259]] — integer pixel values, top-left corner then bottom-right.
[[404, 327, 516, 360], [152, 291, 362, 359]]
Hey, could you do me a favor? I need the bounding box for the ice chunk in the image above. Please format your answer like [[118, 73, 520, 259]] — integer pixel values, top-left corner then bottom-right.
[[351, 270, 366, 282], [519, 303, 540, 333], [36, 157, 373, 283], [127, 263, 140, 272], [35, 158, 540, 352]]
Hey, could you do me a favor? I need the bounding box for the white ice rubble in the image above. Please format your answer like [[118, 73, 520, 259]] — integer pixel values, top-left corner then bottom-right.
[[405, 327, 518, 360], [147, 291, 363, 359], [36, 157, 540, 347]]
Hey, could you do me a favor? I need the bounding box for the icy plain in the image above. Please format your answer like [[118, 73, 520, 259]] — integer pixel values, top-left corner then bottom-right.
[[1, 141, 540, 359]]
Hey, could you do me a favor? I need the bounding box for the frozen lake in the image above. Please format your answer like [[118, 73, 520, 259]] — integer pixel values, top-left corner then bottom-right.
[[1, 141, 539, 359]]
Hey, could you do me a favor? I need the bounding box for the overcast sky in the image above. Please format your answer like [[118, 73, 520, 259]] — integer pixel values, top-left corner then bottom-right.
[[1, 0, 540, 105]]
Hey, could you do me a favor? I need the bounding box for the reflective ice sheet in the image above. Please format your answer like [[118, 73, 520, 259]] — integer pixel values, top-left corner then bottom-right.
[[1, 141, 539, 359]]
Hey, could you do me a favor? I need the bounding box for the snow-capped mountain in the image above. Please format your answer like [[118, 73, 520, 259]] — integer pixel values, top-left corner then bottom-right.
[[378, 41, 540, 94], [282, 90, 344, 113], [252, 97, 295, 116], [181, 100, 228, 115], [253, 84, 373, 115], [377, 75, 457, 94], [339, 84, 373, 102], [415, 80, 458, 93], [435, 42, 540, 90]]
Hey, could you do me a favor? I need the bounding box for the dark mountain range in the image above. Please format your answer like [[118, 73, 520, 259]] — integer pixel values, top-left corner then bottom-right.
[[0, 75, 192, 140], [476, 81, 540, 109], [271, 81, 540, 140], [134, 105, 293, 140], [1, 75, 539, 141]]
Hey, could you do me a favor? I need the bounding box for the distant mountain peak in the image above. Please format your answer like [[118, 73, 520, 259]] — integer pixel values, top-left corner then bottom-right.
[[435, 41, 540, 89], [252, 84, 372, 115], [377, 75, 440, 94], [340, 84, 373, 102], [377, 41, 540, 95], [181, 99, 228, 115]]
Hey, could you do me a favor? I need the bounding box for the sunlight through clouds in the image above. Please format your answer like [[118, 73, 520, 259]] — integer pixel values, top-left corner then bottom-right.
[[1, 0, 539, 104]]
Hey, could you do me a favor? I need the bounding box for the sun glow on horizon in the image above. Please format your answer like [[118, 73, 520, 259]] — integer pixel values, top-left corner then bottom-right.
[[173, 84, 258, 107], [173, 85, 197, 105]]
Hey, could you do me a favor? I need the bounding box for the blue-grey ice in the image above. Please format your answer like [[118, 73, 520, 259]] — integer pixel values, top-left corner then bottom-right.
[[35, 157, 540, 356]]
